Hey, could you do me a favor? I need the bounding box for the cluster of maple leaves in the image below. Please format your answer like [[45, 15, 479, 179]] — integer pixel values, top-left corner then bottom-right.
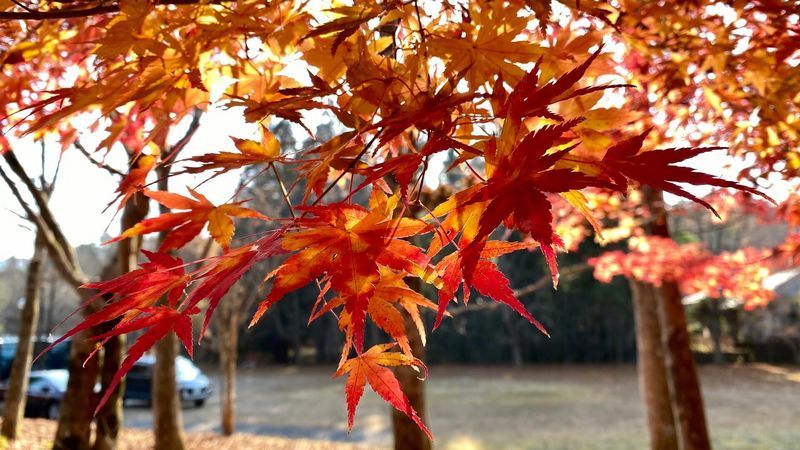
[[2, 0, 793, 437], [591, 236, 775, 309]]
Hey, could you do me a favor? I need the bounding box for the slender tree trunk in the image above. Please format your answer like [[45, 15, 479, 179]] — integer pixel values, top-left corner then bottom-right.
[[501, 308, 524, 367], [392, 282, 431, 450], [92, 335, 125, 450], [658, 281, 711, 450], [53, 326, 100, 450], [94, 195, 147, 450], [151, 158, 187, 450], [218, 307, 239, 436], [645, 189, 711, 450], [629, 279, 679, 450], [153, 333, 186, 450], [708, 300, 724, 365], [1, 234, 45, 439]]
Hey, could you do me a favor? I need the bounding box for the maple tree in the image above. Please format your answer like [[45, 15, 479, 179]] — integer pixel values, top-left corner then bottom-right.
[[1, 0, 797, 446]]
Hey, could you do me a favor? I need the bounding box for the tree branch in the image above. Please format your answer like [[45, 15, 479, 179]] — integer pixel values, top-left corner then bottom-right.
[[0, 0, 228, 21], [448, 262, 591, 317], [74, 140, 125, 177], [3, 151, 80, 270], [0, 164, 88, 288], [165, 108, 203, 159], [514, 262, 591, 298]]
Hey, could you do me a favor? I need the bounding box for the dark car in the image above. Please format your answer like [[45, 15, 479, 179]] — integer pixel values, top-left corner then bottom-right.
[[0, 336, 71, 381], [0, 369, 71, 420], [123, 355, 212, 407]]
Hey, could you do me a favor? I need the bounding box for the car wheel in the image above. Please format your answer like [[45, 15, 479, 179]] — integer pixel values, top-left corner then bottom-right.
[[47, 402, 60, 420], [194, 399, 205, 407]]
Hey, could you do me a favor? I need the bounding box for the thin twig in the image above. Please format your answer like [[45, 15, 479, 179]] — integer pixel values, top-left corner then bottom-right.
[[74, 139, 125, 177]]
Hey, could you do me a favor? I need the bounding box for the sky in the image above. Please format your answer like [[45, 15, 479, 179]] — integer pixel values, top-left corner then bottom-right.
[[0, 104, 256, 260]]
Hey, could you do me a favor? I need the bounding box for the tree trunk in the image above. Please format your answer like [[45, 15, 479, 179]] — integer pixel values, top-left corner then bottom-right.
[[629, 279, 679, 450], [153, 333, 186, 450], [218, 307, 239, 436], [645, 189, 711, 450], [53, 328, 100, 450], [392, 306, 431, 450], [93, 195, 147, 450], [708, 299, 724, 365], [1, 234, 45, 440], [501, 308, 524, 367], [92, 335, 125, 450], [658, 281, 711, 450], [151, 160, 187, 450]]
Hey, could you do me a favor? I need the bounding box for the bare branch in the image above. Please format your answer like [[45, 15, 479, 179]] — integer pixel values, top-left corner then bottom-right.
[[514, 262, 591, 298], [3, 151, 80, 270], [448, 262, 591, 317], [166, 108, 203, 159], [74, 140, 125, 177], [0, 164, 87, 288]]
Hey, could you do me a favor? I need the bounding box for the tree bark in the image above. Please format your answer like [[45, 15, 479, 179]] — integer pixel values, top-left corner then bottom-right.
[[708, 299, 724, 365], [151, 166, 187, 450], [658, 281, 711, 450], [629, 279, 679, 450], [94, 194, 147, 450], [218, 307, 239, 436], [392, 297, 431, 450], [645, 189, 711, 450], [1, 233, 45, 440], [54, 327, 100, 450], [153, 333, 186, 450]]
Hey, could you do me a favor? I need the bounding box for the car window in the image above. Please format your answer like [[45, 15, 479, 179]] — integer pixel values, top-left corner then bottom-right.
[[46, 371, 69, 391], [0, 343, 17, 359], [28, 376, 50, 391], [128, 364, 151, 377]]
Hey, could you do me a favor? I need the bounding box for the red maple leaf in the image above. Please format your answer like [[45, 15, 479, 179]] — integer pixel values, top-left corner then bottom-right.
[[334, 343, 431, 439]]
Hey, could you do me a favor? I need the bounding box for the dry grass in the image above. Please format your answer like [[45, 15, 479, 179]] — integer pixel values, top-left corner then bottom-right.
[[3, 364, 799, 449], [0, 419, 373, 450]]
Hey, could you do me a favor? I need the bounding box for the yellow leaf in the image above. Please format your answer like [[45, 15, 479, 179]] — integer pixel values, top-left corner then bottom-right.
[[207, 208, 235, 249]]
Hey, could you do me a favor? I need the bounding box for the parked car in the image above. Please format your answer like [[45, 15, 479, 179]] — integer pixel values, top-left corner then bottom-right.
[[0, 335, 70, 381], [123, 355, 212, 407], [0, 369, 71, 420]]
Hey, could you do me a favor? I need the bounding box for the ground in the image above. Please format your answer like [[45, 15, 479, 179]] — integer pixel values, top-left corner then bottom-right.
[[6, 364, 800, 449]]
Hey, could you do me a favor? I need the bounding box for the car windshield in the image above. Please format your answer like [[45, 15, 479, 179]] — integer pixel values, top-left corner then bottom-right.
[[175, 357, 199, 381], [32, 371, 68, 391]]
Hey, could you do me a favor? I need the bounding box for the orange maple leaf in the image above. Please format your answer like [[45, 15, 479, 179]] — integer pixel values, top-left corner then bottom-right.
[[108, 189, 269, 251], [334, 343, 431, 439]]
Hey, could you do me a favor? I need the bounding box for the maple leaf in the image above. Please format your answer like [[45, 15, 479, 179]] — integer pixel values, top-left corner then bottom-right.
[[108, 189, 269, 251], [356, 132, 480, 201], [38, 250, 189, 357], [431, 240, 547, 336], [34, 251, 197, 415], [88, 306, 197, 415], [334, 343, 431, 439], [498, 46, 628, 122], [303, 3, 388, 54], [433, 119, 613, 287], [600, 129, 774, 216], [250, 190, 431, 353], [109, 153, 157, 210], [309, 268, 438, 360], [184, 229, 287, 337], [178, 125, 283, 176]]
